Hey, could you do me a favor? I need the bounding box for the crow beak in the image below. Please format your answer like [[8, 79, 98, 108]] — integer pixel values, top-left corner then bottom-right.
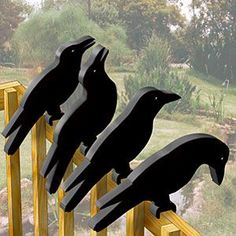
[[163, 91, 181, 104], [79, 36, 96, 51], [78, 45, 106, 83], [100, 48, 109, 66], [92, 46, 107, 67], [56, 36, 95, 58], [209, 166, 225, 185]]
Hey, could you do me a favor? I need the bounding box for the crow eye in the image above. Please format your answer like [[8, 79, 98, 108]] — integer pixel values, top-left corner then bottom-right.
[[220, 157, 224, 161], [93, 69, 96, 73], [71, 49, 75, 53], [154, 96, 158, 101]]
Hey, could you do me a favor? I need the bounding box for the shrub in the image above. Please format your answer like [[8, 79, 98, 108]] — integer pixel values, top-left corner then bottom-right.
[[0, 47, 18, 66], [13, 4, 131, 67], [120, 36, 197, 114]]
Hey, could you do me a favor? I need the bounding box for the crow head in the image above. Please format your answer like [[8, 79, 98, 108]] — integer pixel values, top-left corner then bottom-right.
[[130, 87, 181, 119], [78, 44, 109, 85], [56, 35, 95, 64], [208, 140, 229, 185]]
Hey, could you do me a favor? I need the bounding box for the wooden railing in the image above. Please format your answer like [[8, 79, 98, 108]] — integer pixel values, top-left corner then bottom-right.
[[0, 81, 201, 236]]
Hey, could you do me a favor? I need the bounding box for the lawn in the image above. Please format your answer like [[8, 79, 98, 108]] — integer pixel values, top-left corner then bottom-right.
[[184, 69, 236, 118]]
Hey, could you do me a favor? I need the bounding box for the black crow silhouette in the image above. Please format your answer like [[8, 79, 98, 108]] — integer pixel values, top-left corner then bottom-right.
[[88, 133, 229, 232], [2, 36, 95, 155], [60, 87, 181, 212], [40, 45, 117, 194]]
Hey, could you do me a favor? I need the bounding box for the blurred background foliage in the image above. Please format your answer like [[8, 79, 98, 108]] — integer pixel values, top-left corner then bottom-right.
[[1, 0, 236, 235]]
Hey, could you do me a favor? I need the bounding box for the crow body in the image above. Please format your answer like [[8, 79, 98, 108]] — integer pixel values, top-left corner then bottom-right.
[[88, 133, 229, 232], [41, 45, 117, 194], [2, 36, 95, 155], [60, 87, 181, 212]]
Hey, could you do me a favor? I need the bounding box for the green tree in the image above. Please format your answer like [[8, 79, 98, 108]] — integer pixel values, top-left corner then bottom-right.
[[0, 0, 30, 46], [96, 0, 185, 50], [184, 0, 236, 82], [13, 4, 131, 67]]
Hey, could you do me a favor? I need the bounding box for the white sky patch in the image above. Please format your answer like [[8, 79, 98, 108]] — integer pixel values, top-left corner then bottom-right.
[[26, 0, 41, 7], [181, 0, 193, 21], [26, 0, 193, 20]]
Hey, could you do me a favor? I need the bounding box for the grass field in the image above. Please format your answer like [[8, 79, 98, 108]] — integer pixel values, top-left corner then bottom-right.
[[184, 69, 236, 117]]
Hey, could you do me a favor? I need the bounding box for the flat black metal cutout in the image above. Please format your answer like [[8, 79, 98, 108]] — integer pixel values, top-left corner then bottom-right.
[[2, 35, 95, 155], [40, 44, 117, 194], [87, 133, 229, 232], [60, 87, 181, 212]]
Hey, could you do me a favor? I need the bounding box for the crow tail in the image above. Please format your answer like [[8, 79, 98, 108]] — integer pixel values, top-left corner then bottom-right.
[[88, 198, 141, 232], [60, 172, 103, 212], [2, 106, 25, 138], [62, 157, 91, 192], [4, 123, 32, 155], [45, 151, 75, 194], [97, 179, 133, 209], [40, 142, 73, 178]]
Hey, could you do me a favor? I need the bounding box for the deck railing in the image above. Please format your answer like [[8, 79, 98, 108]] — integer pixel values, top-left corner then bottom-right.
[[0, 81, 201, 236]]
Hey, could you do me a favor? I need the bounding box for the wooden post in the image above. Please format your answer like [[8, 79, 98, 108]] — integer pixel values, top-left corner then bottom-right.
[[4, 88, 22, 236], [161, 224, 181, 236], [58, 162, 74, 236], [90, 176, 107, 236], [126, 202, 144, 236], [162, 211, 201, 236], [32, 117, 48, 236], [144, 202, 171, 235]]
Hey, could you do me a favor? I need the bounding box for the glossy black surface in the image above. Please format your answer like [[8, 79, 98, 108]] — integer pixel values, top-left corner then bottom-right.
[[2, 36, 95, 155], [41, 45, 117, 194], [88, 133, 229, 232], [60, 87, 181, 212]]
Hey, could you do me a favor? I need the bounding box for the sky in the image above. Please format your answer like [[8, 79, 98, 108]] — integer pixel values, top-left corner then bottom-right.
[[25, 0, 193, 20]]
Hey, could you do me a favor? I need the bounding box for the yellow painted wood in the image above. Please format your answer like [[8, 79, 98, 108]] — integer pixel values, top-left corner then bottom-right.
[[58, 162, 74, 236], [162, 211, 201, 236], [126, 202, 144, 236], [180, 232, 187, 236], [15, 85, 25, 104], [72, 150, 85, 166], [31, 117, 48, 236], [45, 122, 55, 143], [0, 81, 21, 90], [107, 172, 116, 191], [4, 88, 22, 236], [0, 81, 21, 110], [90, 176, 107, 236], [144, 202, 171, 236], [161, 224, 181, 236]]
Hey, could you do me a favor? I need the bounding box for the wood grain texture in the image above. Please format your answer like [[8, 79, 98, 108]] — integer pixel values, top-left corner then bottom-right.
[[107, 172, 116, 191], [126, 202, 144, 236], [31, 117, 48, 236], [90, 176, 107, 236], [144, 202, 171, 236], [162, 211, 201, 236], [4, 88, 22, 236], [161, 224, 181, 236], [58, 162, 74, 236], [0, 81, 25, 110]]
